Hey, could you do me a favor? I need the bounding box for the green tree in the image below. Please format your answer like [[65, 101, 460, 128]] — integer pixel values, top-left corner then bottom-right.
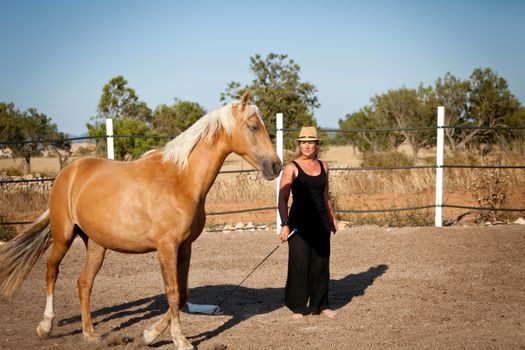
[[336, 106, 403, 152], [96, 75, 152, 123], [372, 87, 435, 161], [0, 103, 69, 173], [0, 102, 24, 145], [498, 106, 525, 148], [88, 76, 157, 158], [87, 118, 166, 160], [461, 68, 523, 150], [221, 53, 320, 149], [47, 132, 71, 170], [433, 72, 470, 152], [152, 99, 206, 136]]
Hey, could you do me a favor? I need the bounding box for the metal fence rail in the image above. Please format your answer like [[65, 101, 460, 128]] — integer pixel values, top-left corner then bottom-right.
[[2, 108, 525, 228]]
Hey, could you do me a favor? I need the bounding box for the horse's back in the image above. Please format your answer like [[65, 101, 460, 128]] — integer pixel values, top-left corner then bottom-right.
[[49, 154, 196, 252], [51, 156, 117, 198]]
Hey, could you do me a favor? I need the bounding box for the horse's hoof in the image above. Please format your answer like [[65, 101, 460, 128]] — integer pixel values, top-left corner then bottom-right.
[[36, 321, 51, 338], [174, 339, 194, 350], [83, 333, 102, 344], [142, 329, 158, 346]]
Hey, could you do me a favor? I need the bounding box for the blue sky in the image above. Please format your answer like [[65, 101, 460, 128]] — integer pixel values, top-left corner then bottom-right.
[[1, 0, 524, 135]]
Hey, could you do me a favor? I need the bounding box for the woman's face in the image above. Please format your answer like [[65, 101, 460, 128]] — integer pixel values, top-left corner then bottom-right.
[[299, 141, 319, 158]]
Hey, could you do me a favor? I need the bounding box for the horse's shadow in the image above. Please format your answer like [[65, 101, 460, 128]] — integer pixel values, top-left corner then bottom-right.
[[54, 264, 388, 347]]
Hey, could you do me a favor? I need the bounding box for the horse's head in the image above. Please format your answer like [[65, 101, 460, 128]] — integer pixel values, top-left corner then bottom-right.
[[230, 91, 282, 180]]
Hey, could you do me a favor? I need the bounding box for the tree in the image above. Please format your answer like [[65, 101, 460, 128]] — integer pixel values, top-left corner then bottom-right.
[[87, 118, 166, 160], [433, 72, 470, 152], [460, 68, 523, 150], [96, 75, 152, 123], [372, 87, 435, 161], [221, 53, 320, 149], [497, 106, 525, 148], [336, 106, 403, 152], [88, 76, 157, 158], [0, 102, 23, 145], [47, 132, 71, 170], [0, 103, 69, 173], [152, 99, 206, 136]]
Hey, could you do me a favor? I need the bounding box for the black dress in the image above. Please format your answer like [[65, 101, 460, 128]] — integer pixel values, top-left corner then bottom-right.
[[285, 160, 331, 314]]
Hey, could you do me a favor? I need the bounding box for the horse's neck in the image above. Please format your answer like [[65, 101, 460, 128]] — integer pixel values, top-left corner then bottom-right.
[[185, 136, 231, 198]]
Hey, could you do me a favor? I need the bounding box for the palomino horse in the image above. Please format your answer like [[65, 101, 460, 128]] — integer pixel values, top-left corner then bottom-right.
[[0, 91, 282, 350]]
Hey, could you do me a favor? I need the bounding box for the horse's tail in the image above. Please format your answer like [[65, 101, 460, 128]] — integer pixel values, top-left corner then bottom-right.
[[0, 210, 52, 297]]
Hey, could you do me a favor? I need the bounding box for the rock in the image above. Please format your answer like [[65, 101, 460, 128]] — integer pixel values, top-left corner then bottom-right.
[[245, 222, 255, 231], [234, 222, 244, 231], [513, 218, 525, 225], [222, 224, 235, 232]]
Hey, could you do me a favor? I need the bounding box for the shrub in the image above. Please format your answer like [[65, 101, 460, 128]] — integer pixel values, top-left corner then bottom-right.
[[3, 167, 22, 176], [0, 214, 16, 241], [424, 152, 478, 166], [468, 162, 509, 223], [361, 151, 414, 168]]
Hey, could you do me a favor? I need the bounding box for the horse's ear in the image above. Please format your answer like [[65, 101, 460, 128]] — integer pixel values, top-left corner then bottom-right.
[[240, 90, 251, 111]]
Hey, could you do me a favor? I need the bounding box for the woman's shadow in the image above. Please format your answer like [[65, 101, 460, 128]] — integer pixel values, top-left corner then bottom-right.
[[55, 264, 388, 347]]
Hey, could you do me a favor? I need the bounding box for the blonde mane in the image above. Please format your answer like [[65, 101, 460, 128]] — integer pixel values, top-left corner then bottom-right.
[[162, 101, 260, 168]]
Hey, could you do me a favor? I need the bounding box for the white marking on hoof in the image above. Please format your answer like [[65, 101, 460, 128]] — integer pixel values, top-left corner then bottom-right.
[[36, 320, 52, 338], [83, 332, 102, 344], [173, 338, 194, 350], [142, 328, 158, 345]]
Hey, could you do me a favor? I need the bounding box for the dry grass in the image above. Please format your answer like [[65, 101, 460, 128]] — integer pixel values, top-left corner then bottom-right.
[[1, 146, 524, 232]]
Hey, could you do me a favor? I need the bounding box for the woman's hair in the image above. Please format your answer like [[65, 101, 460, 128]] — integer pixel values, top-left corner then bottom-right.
[[294, 140, 320, 159]]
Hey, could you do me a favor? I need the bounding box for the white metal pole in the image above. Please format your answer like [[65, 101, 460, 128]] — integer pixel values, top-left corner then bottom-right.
[[435, 106, 445, 227], [106, 118, 114, 160], [276, 113, 284, 234]]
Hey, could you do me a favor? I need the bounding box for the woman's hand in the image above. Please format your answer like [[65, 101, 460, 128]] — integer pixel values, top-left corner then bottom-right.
[[331, 218, 338, 234], [279, 225, 291, 242]]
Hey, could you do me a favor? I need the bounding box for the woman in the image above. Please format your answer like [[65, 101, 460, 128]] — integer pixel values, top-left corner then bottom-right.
[[278, 126, 338, 319]]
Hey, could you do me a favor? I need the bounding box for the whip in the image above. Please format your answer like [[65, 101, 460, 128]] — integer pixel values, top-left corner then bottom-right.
[[216, 228, 298, 310]]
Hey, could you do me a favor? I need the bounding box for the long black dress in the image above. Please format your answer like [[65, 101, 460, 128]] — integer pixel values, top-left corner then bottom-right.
[[285, 160, 331, 314]]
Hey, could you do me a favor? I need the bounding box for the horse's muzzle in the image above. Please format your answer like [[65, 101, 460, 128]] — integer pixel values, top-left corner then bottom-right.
[[261, 158, 283, 180]]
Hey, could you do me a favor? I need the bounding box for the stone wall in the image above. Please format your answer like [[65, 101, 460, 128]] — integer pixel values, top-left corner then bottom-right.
[[0, 174, 53, 193]]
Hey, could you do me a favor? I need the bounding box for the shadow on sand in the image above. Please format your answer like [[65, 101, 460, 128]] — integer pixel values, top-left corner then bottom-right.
[[53, 264, 388, 347]]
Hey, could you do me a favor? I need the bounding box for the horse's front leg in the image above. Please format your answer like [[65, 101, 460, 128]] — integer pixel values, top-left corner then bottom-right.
[[178, 243, 192, 307], [142, 242, 193, 346], [155, 240, 193, 350], [142, 309, 171, 345]]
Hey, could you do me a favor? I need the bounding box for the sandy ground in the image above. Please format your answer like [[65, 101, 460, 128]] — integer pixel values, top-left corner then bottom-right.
[[1, 225, 524, 350]]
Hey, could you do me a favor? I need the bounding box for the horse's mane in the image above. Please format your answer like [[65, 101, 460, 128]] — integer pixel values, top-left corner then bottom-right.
[[162, 101, 260, 169]]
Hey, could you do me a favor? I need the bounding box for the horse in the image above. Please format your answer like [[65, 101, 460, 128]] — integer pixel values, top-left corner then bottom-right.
[[0, 90, 282, 350]]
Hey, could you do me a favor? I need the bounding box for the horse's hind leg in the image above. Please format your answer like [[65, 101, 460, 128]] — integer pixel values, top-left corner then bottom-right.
[[77, 238, 106, 343], [36, 223, 75, 338]]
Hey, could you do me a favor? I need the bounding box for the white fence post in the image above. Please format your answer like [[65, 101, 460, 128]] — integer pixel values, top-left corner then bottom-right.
[[106, 118, 114, 160], [435, 106, 445, 227], [276, 113, 284, 234]]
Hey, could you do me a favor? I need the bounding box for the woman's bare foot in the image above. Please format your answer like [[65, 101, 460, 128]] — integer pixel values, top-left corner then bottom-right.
[[320, 309, 337, 318], [292, 313, 304, 319]]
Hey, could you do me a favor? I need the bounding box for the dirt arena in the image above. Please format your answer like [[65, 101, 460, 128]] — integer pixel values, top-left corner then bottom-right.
[[1, 225, 524, 349]]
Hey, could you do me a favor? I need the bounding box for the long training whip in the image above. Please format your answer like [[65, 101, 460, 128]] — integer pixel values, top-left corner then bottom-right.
[[217, 228, 297, 308]]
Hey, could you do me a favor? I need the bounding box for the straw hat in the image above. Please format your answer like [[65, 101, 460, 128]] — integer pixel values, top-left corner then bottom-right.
[[297, 126, 321, 141]]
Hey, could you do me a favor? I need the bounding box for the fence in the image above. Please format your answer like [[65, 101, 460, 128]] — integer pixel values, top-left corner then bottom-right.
[[2, 107, 525, 229]]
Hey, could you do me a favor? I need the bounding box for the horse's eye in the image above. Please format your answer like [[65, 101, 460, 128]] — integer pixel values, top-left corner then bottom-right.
[[248, 123, 259, 131]]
